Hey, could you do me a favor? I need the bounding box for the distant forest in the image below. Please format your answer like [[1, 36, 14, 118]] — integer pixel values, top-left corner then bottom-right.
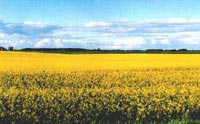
[[20, 48, 188, 52], [2, 46, 200, 54], [19, 48, 200, 54]]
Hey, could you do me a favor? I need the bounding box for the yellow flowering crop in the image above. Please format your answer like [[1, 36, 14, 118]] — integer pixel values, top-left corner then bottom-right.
[[0, 51, 200, 123]]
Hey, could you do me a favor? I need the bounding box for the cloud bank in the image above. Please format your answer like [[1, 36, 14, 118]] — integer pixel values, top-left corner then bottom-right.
[[1, 18, 200, 49]]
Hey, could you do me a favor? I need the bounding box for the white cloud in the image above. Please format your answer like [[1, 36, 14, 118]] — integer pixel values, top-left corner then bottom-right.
[[180, 37, 200, 45], [35, 38, 65, 48], [0, 39, 30, 48], [24, 21, 48, 27], [54, 39, 64, 47], [35, 38, 51, 47], [160, 39, 170, 45], [151, 39, 157, 45], [52, 29, 69, 37], [0, 40, 8, 44], [84, 21, 111, 27], [0, 32, 6, 38], [1, 18, 200, 49], [63, 39, 81, 43], [168, 31, 200, 45], [112, 37, 145, 49], [145, 18, 200, 23], [150, 39, 170, 45]]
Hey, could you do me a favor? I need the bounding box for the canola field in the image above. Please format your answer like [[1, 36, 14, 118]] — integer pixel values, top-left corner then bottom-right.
[[0, 51, 200, 123]]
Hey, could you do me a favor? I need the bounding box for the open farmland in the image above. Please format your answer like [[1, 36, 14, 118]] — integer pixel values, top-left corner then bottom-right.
[[0, 51, 200, 123]]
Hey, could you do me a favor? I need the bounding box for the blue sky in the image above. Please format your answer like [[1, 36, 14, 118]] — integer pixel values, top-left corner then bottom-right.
[[0, 0, 200, 49]]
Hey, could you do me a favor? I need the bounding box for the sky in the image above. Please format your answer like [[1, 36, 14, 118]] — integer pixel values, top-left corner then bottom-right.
[[0, 0, 200, 49]]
